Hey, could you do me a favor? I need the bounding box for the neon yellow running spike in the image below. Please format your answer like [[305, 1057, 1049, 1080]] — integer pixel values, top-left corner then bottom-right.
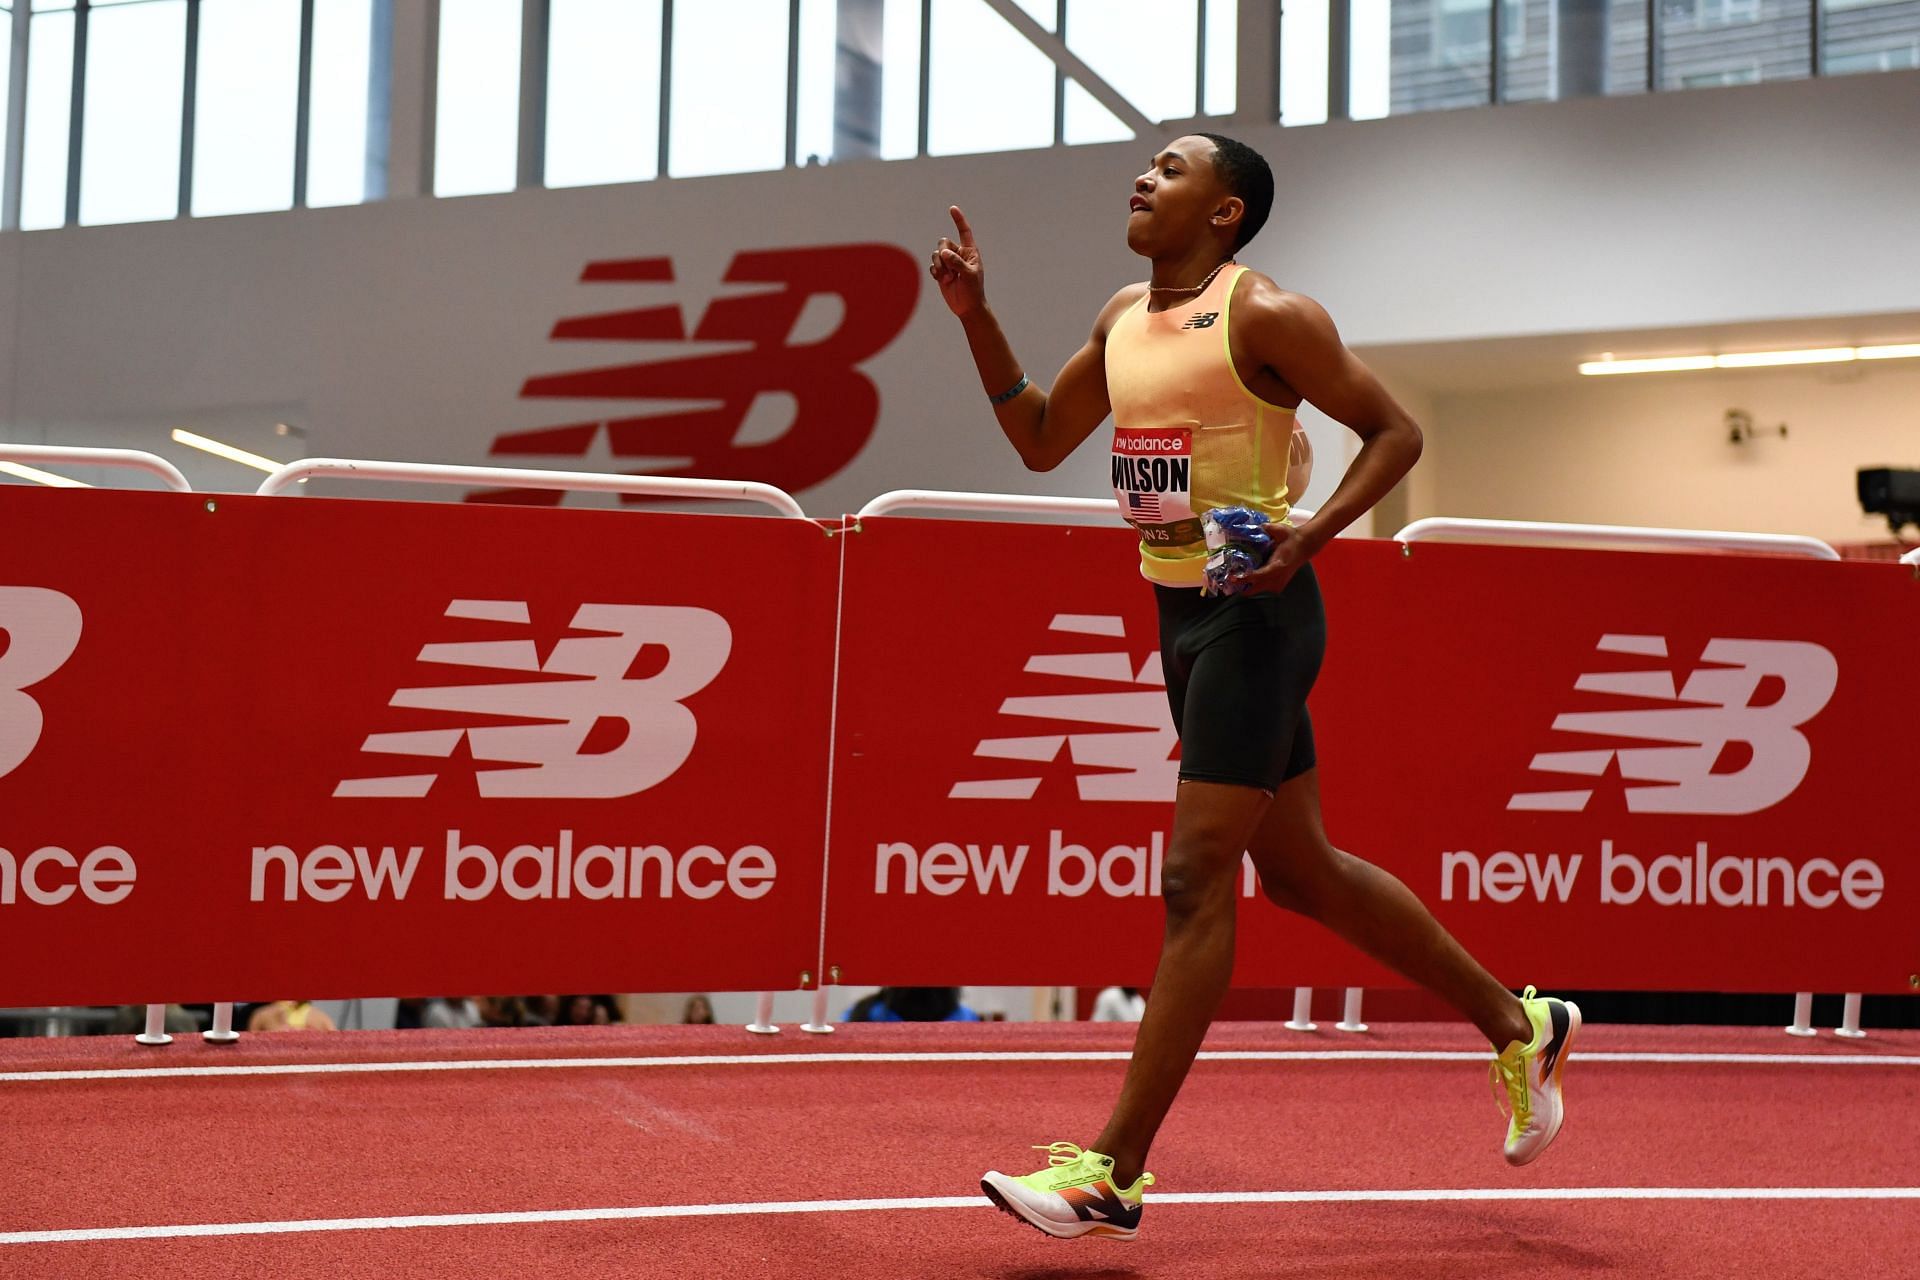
[[981, 1142, 1156, 1240], [1491, 984, 1583, 1165]]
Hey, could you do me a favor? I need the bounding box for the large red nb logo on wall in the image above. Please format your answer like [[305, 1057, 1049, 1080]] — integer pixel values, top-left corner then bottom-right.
[[485, 244, 919, 500]]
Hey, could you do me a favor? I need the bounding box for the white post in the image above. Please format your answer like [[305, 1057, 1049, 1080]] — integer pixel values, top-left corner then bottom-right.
[[1784, 991, 1816, 1036], [1284, 986, 1317, 1032], [801, 984, 834, 1035], [1835, 992, 1866, 1039], [1336, 987, 1369, 1033], [746, 991, 781, 1035], [203, 1002, 239, 1044], [134, 1004, 173, 1047]]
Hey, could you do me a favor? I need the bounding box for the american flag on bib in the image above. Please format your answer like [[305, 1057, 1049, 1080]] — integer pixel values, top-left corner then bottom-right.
[[1127, 491, 1164, 522]]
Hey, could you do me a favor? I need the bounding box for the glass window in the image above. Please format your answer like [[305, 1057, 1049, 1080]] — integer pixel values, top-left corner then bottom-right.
[[0, 10, 12, 178], [80, 0, 187, 226], [1062, 0, 1198, 146], [435, 0, 521, 197], [1660, 0, 1809, 88], [307, 0, 374, 208], [1202, 0, 1237, 116], [1349, 0, 1392, 118], [192, 0, 300, 218], [667, 0, 788, 177], [927, 0, 1054, 156], [879, 0, 921, 158], [1603, 0, 1652, 95], [20, 7, 74, 229], [1283, 0, 1331, 124], [794, 0, 835, 164], [1405, 0, 1498, 112], [1822, 0, 1920, 75], [545, 0, 661, 187]]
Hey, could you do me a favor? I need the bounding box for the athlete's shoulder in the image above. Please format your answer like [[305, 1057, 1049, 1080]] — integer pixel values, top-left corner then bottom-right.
[[1230, 271, 1329, 323], [1230, 272, 1339, 341], [1093, 282, 1151, 338]]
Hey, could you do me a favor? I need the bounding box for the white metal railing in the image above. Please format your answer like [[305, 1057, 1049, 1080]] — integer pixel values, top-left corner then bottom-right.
[[256, 458, 808, 518], [1393, 517, 1841, 561], [0, 445, 193, 493], [857, 489, 1119, 521]]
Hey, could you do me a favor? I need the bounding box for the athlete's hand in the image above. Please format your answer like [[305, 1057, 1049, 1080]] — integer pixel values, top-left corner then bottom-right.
[[1241, 523, 1314, 596], [930, 206, 986, 318]]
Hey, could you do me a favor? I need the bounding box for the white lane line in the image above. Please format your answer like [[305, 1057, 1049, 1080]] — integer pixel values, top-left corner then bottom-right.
[[3, 1047, 1917, 1084], [4, 1187, 1915, 1246]]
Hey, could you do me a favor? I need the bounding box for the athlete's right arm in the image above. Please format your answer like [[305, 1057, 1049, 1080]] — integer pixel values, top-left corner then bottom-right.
[[932, 205, 1135, 472]]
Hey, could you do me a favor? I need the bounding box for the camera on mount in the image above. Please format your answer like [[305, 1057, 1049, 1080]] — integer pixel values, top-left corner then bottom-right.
[[1857, 467, 1920, 536]]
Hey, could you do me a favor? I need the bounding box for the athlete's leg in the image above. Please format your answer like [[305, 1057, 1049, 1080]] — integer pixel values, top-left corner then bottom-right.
[[1247, 767, 1530, 1050], [1092, 778, 1270, 1189]]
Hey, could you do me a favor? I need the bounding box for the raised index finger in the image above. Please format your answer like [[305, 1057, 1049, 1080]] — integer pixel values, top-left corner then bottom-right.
[[949, 205, 976, 249]]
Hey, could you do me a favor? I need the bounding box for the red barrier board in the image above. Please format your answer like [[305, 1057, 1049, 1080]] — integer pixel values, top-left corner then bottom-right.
[[0, 489, 837, 1003], [825, 515, 1920, 993]]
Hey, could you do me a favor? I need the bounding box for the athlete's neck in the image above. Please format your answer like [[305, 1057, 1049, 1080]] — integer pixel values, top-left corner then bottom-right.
[[1147, 247, 1234, 307]]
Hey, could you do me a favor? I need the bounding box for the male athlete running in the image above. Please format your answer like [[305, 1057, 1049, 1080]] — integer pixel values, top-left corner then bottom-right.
[[931, 134, 1580, 1242]]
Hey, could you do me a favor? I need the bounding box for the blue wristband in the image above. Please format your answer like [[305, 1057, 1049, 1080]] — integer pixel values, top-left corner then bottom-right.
[[989, 374, 1030, 405]]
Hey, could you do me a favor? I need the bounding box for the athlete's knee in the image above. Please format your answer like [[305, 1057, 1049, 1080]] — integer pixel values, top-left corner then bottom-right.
[[1159, 849, 1239, 923]]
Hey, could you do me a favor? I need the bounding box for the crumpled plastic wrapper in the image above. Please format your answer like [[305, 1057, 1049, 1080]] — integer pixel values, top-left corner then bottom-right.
[[1201, 506, 1273, 597]]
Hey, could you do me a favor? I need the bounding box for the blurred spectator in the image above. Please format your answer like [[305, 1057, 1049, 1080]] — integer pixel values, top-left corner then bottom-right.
[[395, 998, 428, 1030], [247, 1001, 338, 1033], [524, 995, 562, 1026], [682, 994, 716, 1025], [1091, 986, 1146, 1022], [477, 996, 536, 1027], [844, 987, 982, 1022], [423, 998, 483, 1029], [559, 994, 622, 1026]]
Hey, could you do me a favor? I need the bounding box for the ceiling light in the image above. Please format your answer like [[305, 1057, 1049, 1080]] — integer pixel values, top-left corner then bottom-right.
[[0, 461, 91, 488], [1577, 356, 1716, 376], [1580, 343, 1920, 376], [171, 428, 284, 473], [1714, 348, 1855, 369]]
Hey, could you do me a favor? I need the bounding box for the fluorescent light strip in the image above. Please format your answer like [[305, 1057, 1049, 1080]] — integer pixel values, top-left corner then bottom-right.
[[170, 428, 284, 474], [1715, 347, 1855, 369], [0, 461, 91, 488], [1578, 356, 1716, 376], [1580, 343, 1920, 376]]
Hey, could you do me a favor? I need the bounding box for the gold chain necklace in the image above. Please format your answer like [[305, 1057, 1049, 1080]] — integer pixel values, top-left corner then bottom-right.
[[1149, 258, 1235, 297]]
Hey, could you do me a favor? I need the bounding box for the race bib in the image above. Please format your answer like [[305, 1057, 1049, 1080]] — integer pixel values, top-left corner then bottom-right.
[[1111, 426, 1203, 549]]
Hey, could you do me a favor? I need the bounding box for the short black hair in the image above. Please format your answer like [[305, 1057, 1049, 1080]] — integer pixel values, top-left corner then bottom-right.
[[1196, 133, 1274, 251]]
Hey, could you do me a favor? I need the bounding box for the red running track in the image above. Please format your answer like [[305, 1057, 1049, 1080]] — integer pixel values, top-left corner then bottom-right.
[[1, 1020, 1916, 1278]]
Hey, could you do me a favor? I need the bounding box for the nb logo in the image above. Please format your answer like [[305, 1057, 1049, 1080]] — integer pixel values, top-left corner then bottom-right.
[[489, 244, 920, 500], [1181, 312, 1219, 330], [951, 614, 1175, 804], [338, 600, 732, 799], [1508, 634, 1837, 816], [0, 587, 84, 781]]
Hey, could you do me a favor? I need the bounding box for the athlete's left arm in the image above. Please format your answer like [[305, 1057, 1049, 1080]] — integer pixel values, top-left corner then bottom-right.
[[1235, 280, 1423, 594]]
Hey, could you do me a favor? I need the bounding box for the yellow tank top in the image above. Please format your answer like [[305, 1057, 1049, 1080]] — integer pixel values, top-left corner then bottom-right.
[[1105, 265, 1297, 587]]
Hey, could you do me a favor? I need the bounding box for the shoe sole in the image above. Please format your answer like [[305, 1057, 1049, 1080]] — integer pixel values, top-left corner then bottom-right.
[[980, 1177, 1137, 1241], [1508, 999, 1582, 1167]]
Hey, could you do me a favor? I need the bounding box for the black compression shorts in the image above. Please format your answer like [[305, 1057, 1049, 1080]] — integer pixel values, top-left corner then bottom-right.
[[1154, 562, 1327, 794]]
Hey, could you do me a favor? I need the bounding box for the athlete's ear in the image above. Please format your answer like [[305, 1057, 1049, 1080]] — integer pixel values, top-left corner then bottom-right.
[[1211, 195, 1245, 239]]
